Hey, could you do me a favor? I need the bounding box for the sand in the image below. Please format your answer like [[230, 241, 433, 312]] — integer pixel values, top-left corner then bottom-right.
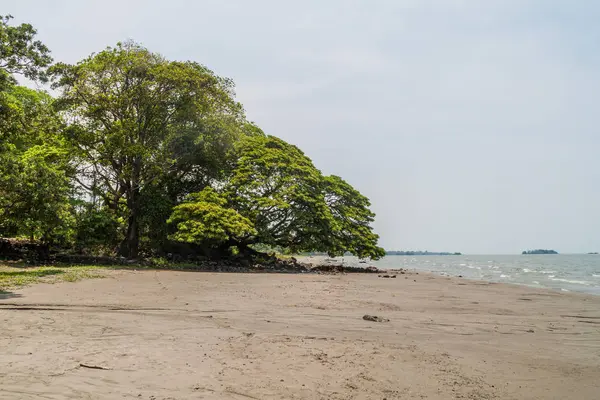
[[1, 270, 599, 400]]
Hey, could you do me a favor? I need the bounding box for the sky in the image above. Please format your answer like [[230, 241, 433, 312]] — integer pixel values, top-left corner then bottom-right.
[[3, 0, 600, 254]]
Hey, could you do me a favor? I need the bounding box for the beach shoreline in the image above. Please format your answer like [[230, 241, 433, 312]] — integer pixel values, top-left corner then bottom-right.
[[1, 269, 599, 399], [300, 254, 600, 296]]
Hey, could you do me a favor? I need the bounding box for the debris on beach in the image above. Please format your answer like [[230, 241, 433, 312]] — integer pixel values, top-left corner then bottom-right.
[[363, 315, 390, 323], [310, 264, 383, 274], [79, 363, 111, 370]]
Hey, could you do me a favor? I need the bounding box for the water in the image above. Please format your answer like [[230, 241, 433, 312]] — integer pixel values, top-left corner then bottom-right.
[[320, 255, 600, 295]]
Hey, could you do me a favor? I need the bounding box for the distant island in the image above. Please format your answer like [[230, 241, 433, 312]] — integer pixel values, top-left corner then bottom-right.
[[386, 251, 462, 256], [521, 249, 558, 255], [588, 252, 598, 255]]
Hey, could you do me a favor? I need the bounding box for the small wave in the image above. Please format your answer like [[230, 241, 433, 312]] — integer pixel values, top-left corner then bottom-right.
[[561, 288, 570, 292], [500, 274, 510, 278], [593, 274, 600, 278], [540, 270, 556, 274], [459, 263, 467, 266], [548, 275, 555, 278], [550, 278, 591, 285], [532, 281, 540, 285], [523, 268, 531, 273]]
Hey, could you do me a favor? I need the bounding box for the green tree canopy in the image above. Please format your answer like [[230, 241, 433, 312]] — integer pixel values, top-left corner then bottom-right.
[[170, 134, 385, 259], [0, 86, 73, 243], [322, 175, 385, 259], [0, 14, 52, 84], [51, 41, 248, 257], [168, 187, 256, 249], [0, 17, 384, 261]]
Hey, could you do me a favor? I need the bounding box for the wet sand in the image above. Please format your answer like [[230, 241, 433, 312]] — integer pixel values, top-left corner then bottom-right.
[[1, 270, 599, 399]]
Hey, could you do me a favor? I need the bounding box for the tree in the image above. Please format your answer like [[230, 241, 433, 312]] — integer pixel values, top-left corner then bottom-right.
[[0, 15, 52, 85], [170, 134, 385, 259], [0, 86, 73, 243], [322, 175, 385, 259], [0, 17, 67, 243], [224, 134, 332, 253], [1, 15, 54, 150], [167, 187, 256, 255], [51, 41, 247, 258]]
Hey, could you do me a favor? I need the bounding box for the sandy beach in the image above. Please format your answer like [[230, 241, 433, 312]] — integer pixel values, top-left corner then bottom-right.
[[1, 270, 599, 400]]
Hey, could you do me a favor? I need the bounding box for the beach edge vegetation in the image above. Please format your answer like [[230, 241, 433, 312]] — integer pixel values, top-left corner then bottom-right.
[[0, 16, 385, 264]]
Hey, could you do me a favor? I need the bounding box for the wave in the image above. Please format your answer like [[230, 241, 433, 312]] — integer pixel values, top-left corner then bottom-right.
[[550, 278, 591, 286]]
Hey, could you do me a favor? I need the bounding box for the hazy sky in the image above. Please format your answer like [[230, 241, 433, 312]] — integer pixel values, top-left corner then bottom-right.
[[3, 0, 600, 254]]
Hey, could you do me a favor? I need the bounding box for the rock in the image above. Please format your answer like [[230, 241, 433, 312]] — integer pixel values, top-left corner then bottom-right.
[[363, 315, 389, 323], [391, 275, 397, 278]]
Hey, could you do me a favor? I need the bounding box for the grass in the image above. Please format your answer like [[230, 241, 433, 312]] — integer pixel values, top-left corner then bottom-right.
[[0, 260, 221, 291], [0, 263, 107, 291]]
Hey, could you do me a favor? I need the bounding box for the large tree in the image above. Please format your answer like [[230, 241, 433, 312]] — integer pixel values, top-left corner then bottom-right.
[[51, 41, 247, 258], [170, 134, 385, 259]]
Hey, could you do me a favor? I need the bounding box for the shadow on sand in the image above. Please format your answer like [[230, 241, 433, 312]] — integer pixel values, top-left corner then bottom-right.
[[0, 290, 22, 300]]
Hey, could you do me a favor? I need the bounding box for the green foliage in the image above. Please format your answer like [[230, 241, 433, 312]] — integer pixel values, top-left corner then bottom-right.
[[168, 187, 256, 246], [0, 18, 384, 261], [73, 205, 122, 253], [0, 15, 52, 84], [176, 135, 386, 259], [224, 135, 331, 252], [51, 41, 247, 257], [0, 86, 73, 243], [322, 176, 385, 259]]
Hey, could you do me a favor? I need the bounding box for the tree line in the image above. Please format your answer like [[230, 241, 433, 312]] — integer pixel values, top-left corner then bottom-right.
[[0, 15, 385, 261]]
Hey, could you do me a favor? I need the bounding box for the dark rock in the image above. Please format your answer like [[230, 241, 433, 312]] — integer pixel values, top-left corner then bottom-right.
[[363, 315, 390, 323]]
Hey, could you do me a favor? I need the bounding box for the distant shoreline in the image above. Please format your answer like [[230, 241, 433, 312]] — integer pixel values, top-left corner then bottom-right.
[[385, 251, 462, 256]]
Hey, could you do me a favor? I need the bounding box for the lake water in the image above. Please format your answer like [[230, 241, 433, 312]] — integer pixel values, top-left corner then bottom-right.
[[317, 254, 600, 295]]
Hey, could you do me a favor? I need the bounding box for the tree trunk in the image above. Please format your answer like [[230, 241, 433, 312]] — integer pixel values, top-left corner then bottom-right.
[[120, 209, 139, 259], [119, 157, 144, 259], [119, 185, 141, 259]]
